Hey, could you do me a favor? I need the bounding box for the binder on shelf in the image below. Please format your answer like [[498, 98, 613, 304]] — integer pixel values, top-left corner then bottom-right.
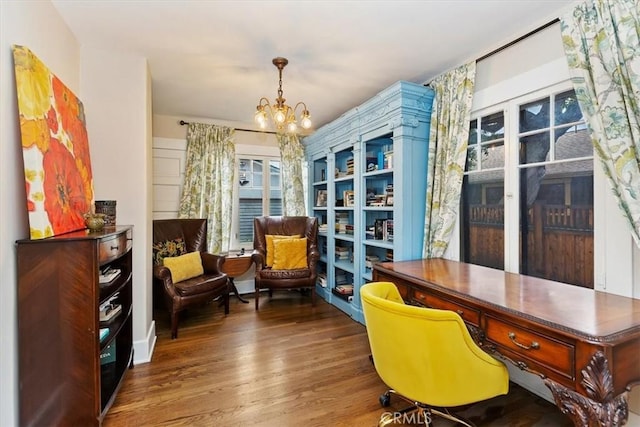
[[99, 268, 121, 284], [99, 304, 122, 324]]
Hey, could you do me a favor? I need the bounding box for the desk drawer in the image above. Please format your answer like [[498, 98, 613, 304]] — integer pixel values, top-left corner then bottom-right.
[[485, 315, 574, 378], [99, 231, 130, 264], [412, 290, 480, 326]]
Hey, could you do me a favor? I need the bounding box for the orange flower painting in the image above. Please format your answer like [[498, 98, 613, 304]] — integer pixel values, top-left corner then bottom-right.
[[13, 45, 94, 239]]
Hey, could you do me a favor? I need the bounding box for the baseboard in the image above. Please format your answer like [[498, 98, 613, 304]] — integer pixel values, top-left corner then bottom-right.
[[132, 320, 156, 365]]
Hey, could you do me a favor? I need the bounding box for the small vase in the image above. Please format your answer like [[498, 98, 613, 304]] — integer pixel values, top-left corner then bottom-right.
[[84, 213, 106, 231]]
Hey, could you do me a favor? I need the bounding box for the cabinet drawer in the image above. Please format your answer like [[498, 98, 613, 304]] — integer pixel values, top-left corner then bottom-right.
[[485, 315, 574, 378], [99, 232, 129, 264], [412, 290, 480, 326]]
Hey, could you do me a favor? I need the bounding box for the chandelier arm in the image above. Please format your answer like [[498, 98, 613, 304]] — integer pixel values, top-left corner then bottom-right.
[[254, 57, 311, 133]]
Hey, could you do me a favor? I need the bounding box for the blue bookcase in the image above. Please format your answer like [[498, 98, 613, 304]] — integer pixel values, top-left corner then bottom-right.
[[303, 81, 434, 323]]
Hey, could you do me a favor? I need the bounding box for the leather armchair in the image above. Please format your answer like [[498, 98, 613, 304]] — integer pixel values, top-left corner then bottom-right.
[[252, 216, 320, 310], [361, 281, 509, 426], [153, 219, 229, 339]]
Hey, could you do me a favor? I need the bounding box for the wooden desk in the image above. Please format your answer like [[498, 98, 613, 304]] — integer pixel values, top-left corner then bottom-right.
[[373, 258, 640, 427], [222, 252, 253, 303]]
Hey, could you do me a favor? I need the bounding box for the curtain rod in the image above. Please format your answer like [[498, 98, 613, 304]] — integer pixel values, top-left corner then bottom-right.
[[476, 18, 560, 62], [179, 120, 276, 135]]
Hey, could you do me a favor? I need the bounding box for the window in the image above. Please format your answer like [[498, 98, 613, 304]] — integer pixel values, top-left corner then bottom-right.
[[461, 86, 594, 288], [232, 157, 282, 249]]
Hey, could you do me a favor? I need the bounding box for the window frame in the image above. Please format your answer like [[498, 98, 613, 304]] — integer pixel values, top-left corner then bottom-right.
[[457, 81, 594, 277], [230, 153, 282, 250]]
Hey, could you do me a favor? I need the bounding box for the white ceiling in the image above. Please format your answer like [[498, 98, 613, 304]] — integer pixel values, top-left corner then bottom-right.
[[51, 0, 576, 131]]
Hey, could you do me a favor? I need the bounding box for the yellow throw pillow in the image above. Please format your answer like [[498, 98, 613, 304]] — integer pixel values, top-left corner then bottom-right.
[[272, 237, 308, 270], [163, 251, 204, 283], [265, 234, 301, 267]]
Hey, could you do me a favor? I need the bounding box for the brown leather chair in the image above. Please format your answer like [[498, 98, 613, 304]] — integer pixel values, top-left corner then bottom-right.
[[153, 219, 229, 338], [252, 216, 320, 310]]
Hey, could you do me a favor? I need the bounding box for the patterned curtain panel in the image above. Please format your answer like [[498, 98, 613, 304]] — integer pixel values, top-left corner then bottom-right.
[[277, 133, 306, 216], [561, 0, 640, 247], [423, 61, 477, 258], [178, 123, 236, 253]]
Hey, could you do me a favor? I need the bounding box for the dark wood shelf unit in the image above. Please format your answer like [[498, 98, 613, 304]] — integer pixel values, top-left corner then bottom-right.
[[16, 225, 134, 426]]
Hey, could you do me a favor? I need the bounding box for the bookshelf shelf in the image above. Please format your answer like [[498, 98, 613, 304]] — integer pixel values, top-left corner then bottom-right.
[[304, 81, 434, 323]]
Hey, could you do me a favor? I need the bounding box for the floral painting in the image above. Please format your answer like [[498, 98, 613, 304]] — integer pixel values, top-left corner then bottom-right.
[[13, 45, 94, 239]]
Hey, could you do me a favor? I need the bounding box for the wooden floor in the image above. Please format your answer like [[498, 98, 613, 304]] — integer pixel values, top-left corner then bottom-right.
[[104, 292, 572, 427]]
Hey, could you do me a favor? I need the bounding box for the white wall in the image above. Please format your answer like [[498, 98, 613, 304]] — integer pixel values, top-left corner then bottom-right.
[[0, 2, 80, 425], [80, 48, 155, 363]]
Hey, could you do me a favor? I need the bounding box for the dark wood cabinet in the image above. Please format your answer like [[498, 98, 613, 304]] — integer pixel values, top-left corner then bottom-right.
[[17, 226, 134, 426]]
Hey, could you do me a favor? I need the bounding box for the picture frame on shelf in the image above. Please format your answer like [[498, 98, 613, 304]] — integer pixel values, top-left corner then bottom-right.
[[344, 190, 355, 207], [385, 195, 394, 206], [316, 190, 327, 207]]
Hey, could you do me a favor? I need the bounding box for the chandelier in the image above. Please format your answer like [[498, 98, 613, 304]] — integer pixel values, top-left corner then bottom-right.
[[255, 57, 312, 133]]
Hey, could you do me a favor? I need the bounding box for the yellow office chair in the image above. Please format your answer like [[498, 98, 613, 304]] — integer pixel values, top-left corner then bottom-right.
[[361, 282, 509, 427]]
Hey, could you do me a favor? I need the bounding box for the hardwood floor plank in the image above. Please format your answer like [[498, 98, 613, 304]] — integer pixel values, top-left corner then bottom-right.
[[104, 294, 571, 426]]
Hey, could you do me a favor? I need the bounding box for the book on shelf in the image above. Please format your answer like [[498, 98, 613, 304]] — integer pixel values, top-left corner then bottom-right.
[[99, 327, 109, 342], [318, 272, 327, 287], [335, 284, 354, 295], [365, 255, 380, 269], [384, 220, 394, 242]]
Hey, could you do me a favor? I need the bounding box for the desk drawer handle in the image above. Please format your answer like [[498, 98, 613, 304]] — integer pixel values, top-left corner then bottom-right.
[[456, 309, 464, 317], [111, 245, 119, 251], [508, 332, 540, 350]]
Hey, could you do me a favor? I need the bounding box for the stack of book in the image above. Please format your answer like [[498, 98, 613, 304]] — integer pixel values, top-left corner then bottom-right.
[[365, 255, 380, 269], [346, 157, 354, 175], [318, 222, 328, 233], [317, 272, 327, 288], [335, 212, 350, 234], [335, 246, 350, 260], [335, 284, 353, 295]]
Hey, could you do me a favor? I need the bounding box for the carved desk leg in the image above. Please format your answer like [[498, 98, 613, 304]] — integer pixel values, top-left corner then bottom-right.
[[543, 351, 629, 427]]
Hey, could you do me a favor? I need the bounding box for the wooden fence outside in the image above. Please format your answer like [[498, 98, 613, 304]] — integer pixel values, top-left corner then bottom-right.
[[467, 203, 593, 288]]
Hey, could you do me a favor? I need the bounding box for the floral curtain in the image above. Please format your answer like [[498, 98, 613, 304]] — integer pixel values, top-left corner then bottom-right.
[[178, 123, 235, 253], [561, 0, 640, 247], [423, 61, 477, 258], [277, 133, 306, 216]]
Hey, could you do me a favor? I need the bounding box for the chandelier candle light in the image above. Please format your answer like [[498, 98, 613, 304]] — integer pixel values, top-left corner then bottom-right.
[[255, 57, 312, 133]]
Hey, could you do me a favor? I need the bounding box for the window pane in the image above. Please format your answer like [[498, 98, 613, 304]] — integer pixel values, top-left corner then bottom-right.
[[555, 90, 584, 126], [461, 170, 504, 270], [468, 119, 478, 144], [480, 112, 504, 142], [239, 159, 251, 186], [519, 159, 593, 288], [481, 141, 504, 169], [520, 98, 549, 133], [519, 132, 550, 164], [555, 127, 592, 160], [466, 146, 479, 172], [252, 160, 263, 187], [270, 160, 281, 188]]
